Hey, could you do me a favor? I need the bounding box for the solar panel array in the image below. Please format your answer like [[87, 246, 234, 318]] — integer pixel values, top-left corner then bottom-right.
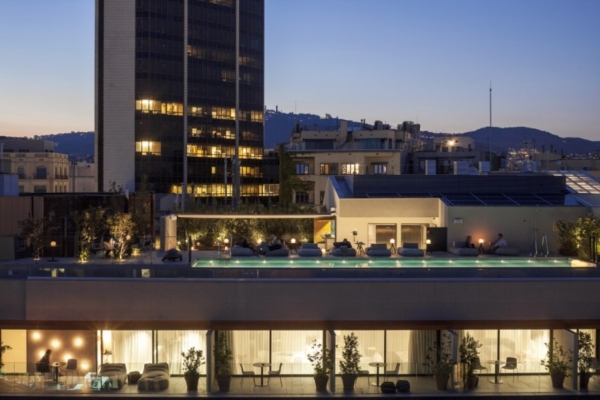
[[360, 192, 566, 206]]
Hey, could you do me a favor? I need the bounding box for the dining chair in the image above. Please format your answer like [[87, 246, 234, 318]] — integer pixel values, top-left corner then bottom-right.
[[268, 363, 283, 386], [383, 362, 400, 379], [472, 356, 488, 375], [501, 357, 518, 381], [62, 359, 79, 384], [35, 362, 53, 388], [239, 364, 256, 387], [357, 369, 370, 387]]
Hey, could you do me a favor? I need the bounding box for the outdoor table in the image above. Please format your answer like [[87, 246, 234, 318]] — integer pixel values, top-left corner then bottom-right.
[[356, 242, 365, 255], [50, 361, 66, 383], [368, 362, 386, 387], [252, 362, 271, 387], [487, 360, 505, 384]]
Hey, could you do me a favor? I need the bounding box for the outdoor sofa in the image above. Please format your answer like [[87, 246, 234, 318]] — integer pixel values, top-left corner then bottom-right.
[[231, 246, 255, 257], [297, 243, 322, 257], [398, 242, 424, 257], [331, 241, 357, 257], [448, 240, 479, 256], [366, 243, 392, 257], [494, 246, 520, 256]]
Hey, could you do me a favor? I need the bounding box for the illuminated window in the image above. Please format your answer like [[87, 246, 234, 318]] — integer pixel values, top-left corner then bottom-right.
[[320, 163, 338, 175], [135, 141, 161, 156], [341, 163, 360, 175], [161, 102, 183, 116], [372, 163, 387, 175], [135, 99, 161, 114], [211, 166, 216, 175]]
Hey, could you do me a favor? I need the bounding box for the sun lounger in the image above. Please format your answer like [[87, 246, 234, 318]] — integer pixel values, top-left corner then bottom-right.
[[331, 245, 357, 257], [448, 240, 479, 256], [398, 242, 424, 257], [231, 246, 255, 257], [366, 243, 391, 257], [297, 243, 322, 257]]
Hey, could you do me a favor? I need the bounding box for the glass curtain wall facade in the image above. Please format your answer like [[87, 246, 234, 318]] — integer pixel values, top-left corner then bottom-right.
[[2, 328, 596, 377], [99, 0, 264, 195]]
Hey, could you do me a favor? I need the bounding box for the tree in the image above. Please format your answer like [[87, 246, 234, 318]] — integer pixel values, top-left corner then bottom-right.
[[106, 212, 136, 260], [72, 206, 106, 262], [19, 217, 45, 260], [0, 341, 11, 369]]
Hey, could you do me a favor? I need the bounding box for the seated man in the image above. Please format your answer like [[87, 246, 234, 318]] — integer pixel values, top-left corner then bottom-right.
[[256, 234, 280, 254], [341, 238, 353, 248], [488, 233, 507, 254]]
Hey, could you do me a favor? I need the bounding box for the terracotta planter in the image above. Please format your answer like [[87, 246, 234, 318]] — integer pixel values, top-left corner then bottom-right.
[[550, 372, 565, 389], [216, 375, 231, 392], [435, 373, 449, 390], [184, 374, 200, 391], [580, 372, 591, 390], [314, 375, 329, 392], [341, 374, 357, 392]]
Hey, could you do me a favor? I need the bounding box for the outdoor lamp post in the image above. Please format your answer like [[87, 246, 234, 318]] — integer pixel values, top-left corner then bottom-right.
[[478, 238, 485, 254], [389, 238, 396, 252], [49, 241, 57, 262], [425, 239, 431, 254]]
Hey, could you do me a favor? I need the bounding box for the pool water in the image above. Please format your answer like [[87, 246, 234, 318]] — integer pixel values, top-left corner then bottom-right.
[[192, 257, 593, 269]]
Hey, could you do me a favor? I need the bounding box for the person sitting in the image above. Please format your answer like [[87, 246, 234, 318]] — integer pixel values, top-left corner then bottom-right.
[[488, 233, 508, 254], [341, 238, 353, 248], [463, 236, 476, 248], [256, 234, 279, 254], [40, 349, 51, 364]]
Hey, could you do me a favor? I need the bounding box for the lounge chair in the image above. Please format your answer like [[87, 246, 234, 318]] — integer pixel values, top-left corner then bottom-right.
[[331, 245, 357, 257], [366, 243, 391, 257], [264, 247, 290, 257], [448, 240, 479, 256], [98, 363, 127, 389], [231, 246, 255, 257], [398, 242, 424, 257], [297, 243, 322, 257], [494, 247, 519, 256], [138, 363, 170, 391]]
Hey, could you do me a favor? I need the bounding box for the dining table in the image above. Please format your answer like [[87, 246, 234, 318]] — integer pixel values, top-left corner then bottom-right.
[[486, 360, 505, 384], [252, 362, 271, 387], [368, 362, 386, 387]]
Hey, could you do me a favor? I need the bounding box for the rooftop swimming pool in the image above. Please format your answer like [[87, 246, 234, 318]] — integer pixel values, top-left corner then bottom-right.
[[192, 257, 594, 269]]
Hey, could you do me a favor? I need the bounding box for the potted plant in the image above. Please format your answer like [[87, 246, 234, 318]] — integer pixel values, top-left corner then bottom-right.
[[427, 334, 454, 391], [181, 347, 205, 391], [0, 342, 12, 372], [541, 338, 573, 389], [339, 332, 361, 392], [459, 333, 481, 390], [578, 332, 595, 389], [214, 333, 233, 392], [306, 340, 332, 392]]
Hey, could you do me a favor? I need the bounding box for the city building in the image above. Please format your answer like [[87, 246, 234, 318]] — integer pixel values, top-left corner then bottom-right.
[[69, 161, 97, 193], [95, 0, 265, 199], [286, 120, 421, 206], [0, 138, 69, 194]]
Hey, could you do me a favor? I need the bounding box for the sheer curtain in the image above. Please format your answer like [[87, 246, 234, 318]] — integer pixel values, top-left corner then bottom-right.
[[386, 330, 411, 373], [107, 330, 152, 372], [231, 330, 269, 375], [157, 330, 205, 375], [501, 329, 548, 373], [336, 330, 384, 374], [409, 330, 436, 375], [271, 330, 321, 375]]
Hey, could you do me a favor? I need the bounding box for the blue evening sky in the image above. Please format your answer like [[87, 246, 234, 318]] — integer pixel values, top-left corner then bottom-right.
[[0, 0, 598, 140]]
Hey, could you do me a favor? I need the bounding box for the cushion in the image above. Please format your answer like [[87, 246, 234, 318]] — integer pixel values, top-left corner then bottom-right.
[[380, 381, 396, 393], [452, 241, 465, 248], [448, 247, 479, 256], [331, 246, 357, 257], [370, 243, 387, 250], [265, 247, 289, 257], [402, 242, 419, 249], [128, 371, 141, 385], [495, 247, 519, 256], [302, 243, 319, 249], [396, 379, 410, 392], [231, 246, 254, 257], [399, 247, 424, 257]]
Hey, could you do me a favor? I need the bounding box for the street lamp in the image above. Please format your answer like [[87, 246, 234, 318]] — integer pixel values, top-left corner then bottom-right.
[[49, 241, 57, 262]]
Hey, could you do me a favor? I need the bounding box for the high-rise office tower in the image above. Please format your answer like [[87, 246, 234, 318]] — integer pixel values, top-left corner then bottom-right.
[[95, 0, 264, 201]]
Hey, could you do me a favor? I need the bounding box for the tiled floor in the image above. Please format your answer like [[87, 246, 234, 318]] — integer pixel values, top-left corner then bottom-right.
[[2, 374, 600, 397]]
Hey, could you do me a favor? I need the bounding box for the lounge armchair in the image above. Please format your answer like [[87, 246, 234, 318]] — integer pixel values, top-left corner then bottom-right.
[[265, 247, 290, 257], [330, 241, 357, 257], [448, 240, 479, 256], [297, 243, 322, 257], [494, 247, 519, 256], [231, 246, 255, 257], [98, 363, 128, 390], [138, 363, 170, 391], [366, 243, 391, 257], [398, 242, 424, 257]]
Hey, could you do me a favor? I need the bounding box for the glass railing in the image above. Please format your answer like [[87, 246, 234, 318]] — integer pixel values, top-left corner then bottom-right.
[[1, 361, 597, 395]]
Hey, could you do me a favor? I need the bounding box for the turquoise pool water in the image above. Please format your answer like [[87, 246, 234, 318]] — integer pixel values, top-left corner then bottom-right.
[[192, 257, 592, 269]]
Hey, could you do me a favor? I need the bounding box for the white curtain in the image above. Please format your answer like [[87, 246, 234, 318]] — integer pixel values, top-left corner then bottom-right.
[[156, 330, 205, 375], [336, 330, 384, 374], [271, 330, 322, 375], [231, 330, 269, 375], [386, 330, 412, 373], [108, 330, 152, 373]]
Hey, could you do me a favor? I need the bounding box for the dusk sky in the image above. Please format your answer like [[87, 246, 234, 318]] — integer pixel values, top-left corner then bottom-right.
[[0, 0, 599, 140]]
